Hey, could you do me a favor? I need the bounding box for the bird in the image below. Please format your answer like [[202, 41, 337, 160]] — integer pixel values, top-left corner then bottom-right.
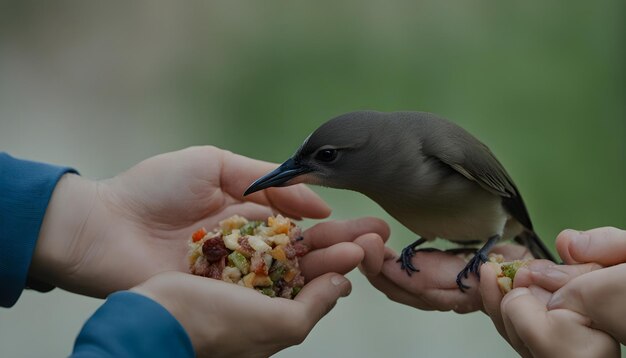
[[243, 111, 555, 290]]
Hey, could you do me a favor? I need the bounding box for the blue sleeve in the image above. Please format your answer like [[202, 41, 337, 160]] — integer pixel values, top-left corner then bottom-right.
[[1, 154, 195, 357], [0, 152, 78, 307], [72, 291, 195, 358]]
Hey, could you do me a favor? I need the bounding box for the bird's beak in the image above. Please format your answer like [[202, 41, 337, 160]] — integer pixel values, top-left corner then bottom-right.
[[243, 157, 312, 196]]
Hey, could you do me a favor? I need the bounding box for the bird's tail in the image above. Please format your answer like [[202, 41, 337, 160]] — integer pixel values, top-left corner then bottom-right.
[[514, 230, 556, 262]]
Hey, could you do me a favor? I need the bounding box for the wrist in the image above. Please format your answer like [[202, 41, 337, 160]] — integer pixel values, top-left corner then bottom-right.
[[29, 173, 98, 291], [130, 274, 202, 354]]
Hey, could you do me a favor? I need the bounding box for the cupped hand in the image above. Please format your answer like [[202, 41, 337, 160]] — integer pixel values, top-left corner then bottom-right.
[[360, 242, 533, 313], [496, 285, 618, 358], [31, 146, 389, 297], [132, 271, 349, 358], [479, 263, 618, 356], [479, 227, 626, 356], [505, 227, 626, 344], [131, 219, 389, 358]]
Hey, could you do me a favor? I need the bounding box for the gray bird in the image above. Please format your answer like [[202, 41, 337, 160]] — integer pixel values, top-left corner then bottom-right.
[[244, 111, 555, 290]]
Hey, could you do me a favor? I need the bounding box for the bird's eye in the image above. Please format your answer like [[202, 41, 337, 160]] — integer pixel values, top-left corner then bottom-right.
[[315, 149, 338, 162]]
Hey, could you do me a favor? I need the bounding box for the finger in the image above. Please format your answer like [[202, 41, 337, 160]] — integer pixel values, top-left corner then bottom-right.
[[295, 273, 351, 326], [479, 263, 507, 340], [545, 309, 621, 358], [196, 201, 275, 228], [500, 288, 542, 358], [510, 260, 553, 289], [354, 233, 386, 276], [301, 217, 390, 250], [381, 251, 482, 313], [490, 244, 534, 260], [547, 264, 626, 343], [362, 247, 437, 309], [358, 247, 399, 279], [383, 250, 471, 290], [527, 285, 552, 305], [505, 286, 619, 358], [220, 150, 331, 219], [365, 270, 435, 310], [263, 186, 331, 220], [555, 230, 578, 264], [557, 227, 626, 266], [299, 242, 364, 281], [383, 246, 397, 260], [519, 261, 602, 293]]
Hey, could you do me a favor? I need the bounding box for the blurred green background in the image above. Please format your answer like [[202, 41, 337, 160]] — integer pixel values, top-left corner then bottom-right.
[[1, 1, 624, 357]]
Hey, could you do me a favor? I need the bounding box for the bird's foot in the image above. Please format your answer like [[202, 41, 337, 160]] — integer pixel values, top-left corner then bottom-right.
[[396, 238, 428, 276], [397, 245, 419, 275], [455, 251, 488, 292], [455, 234, 501, 292]]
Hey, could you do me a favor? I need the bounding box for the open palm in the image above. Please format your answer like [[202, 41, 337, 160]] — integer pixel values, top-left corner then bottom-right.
[[56, 146, 388, 297]]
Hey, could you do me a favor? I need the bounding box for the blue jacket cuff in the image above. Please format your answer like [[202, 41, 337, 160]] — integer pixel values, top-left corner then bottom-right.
[[72, 291, 195, 357], [0, 153, 77, 307]]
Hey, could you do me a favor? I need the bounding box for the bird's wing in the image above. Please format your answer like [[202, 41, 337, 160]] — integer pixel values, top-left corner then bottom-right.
[[415, 114, 555, 260], [422, 127, 534, 231], [427, 134, 517, 197]]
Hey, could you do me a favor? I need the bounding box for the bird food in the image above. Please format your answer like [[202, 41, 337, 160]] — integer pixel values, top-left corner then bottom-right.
[[187, 215, 308, 299], [489, 254, 529, 294]]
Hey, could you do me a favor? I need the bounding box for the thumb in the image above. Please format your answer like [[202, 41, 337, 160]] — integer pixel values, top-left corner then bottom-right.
[[295, 273, 351, 325], [557, 227, 626, 266]]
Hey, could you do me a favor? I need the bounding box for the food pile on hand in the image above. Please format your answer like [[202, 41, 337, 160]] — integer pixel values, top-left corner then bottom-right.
[[188, 215, 308, 299]]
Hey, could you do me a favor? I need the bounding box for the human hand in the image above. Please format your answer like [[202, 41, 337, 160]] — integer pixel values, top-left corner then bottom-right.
[[132, 271, 349, 358], [479, 263, 619, 357], [359, 242, 532, 313], [531, 228, 626, 344], [30, 146, 389, 297], [479, 227, 626, 357], [131, 220, 388, 358]]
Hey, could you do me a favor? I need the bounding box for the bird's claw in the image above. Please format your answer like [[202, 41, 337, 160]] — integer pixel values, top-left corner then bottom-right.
[[455, 251, 488, 292], [397, 245, 420, 276]]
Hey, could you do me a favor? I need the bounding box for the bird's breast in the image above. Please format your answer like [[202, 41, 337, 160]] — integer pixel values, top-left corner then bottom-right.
[[371, 171, 510, 243]]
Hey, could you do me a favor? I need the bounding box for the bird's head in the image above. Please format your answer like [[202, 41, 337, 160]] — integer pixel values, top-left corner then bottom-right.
[[243, 111, 397, 196]]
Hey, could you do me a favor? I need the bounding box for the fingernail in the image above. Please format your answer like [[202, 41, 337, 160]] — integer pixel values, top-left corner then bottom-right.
[[331, 275, 347, 286], [331, 275, 351, 297]]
